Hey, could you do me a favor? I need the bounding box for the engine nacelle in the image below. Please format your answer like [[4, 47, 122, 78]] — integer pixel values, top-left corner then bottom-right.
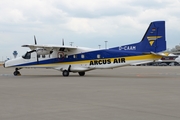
[[36, 49, 50, 55]]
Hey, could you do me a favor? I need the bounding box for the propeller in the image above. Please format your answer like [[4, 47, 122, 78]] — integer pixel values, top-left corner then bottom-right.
[[33, 35, 53, 61], [34, 35, 39, 63], [34, 35, 37, 45], [62, 38, 64, 46]]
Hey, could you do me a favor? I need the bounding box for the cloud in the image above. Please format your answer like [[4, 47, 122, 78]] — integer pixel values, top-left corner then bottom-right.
[[0, 0, 180, 58], [53, 0, 140, 18]]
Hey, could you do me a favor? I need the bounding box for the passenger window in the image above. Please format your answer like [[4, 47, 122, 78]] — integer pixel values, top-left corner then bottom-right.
[[58, 52, 64, 58], [97, 54, 101, 59], [59, 54, 62, 58], [65, 54, 68, 58], [73, 55, 77, 58], [81, 54, 85, 59]]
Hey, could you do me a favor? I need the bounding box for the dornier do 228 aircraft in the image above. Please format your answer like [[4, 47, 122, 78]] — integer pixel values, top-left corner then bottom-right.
[[4, 21, 166, 77]]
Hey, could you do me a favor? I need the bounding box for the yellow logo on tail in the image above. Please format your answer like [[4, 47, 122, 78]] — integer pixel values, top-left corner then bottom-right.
[[147, 36, 162, 46]]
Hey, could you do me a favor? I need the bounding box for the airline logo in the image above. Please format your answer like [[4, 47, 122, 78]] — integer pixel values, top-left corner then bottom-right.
[[147, 36, 162, 46], [89, 58, 126, 66]]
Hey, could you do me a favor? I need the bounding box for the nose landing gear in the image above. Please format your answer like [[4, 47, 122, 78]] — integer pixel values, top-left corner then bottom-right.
[[13, 68, 21, 76]]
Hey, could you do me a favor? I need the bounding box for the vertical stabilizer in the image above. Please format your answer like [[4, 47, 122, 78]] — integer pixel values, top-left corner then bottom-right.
[[110, 21, 166, 53]]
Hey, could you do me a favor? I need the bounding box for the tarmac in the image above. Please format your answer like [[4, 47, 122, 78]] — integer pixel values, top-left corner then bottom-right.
[[0, 66, 180, 120]]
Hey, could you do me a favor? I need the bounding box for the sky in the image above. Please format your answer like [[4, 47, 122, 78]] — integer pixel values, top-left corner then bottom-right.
[[0, 0, 180, 60]]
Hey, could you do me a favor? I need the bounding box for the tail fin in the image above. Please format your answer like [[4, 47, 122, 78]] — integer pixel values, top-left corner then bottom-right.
[[111, 21, 166, 53]]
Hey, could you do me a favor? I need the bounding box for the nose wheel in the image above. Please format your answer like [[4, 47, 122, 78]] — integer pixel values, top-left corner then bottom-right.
[[13, 68, 21, 76]]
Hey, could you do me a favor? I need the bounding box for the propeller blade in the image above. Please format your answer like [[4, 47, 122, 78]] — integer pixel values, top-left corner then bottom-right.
[[34, 35, 37, 45], [62, 39, 64, 46], [34, 35, 39, 63]]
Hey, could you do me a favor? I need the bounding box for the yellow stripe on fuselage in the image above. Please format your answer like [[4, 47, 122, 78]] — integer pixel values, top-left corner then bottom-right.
[[125, 54, 161, 61]]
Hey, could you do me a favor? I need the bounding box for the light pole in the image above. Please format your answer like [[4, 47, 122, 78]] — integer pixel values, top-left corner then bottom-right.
[[105, 41, 108, 49]]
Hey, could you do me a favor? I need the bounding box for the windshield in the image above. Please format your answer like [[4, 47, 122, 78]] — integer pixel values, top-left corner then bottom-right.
[[22, 52, 31, 59], [22, 50, 35, 59]]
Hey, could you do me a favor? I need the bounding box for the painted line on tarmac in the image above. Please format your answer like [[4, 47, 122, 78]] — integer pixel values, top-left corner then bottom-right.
[[158, 73, 180, 76], [0, 74, 14, 76]]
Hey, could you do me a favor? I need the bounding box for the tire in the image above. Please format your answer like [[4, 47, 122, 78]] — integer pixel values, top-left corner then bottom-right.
[[13, 71, 20, 76], [78, 72, 85, 76], [62, 70, 69, 77]]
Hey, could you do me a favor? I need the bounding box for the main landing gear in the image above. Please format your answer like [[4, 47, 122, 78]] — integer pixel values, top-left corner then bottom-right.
[[62, 70, 85, 77], [78, 72, 85, 76], [62, 70, 69, 77], [13, 68, 21, 76]]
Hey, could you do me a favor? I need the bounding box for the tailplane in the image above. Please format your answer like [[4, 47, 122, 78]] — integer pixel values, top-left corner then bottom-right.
[[110, 21, 166, 53]]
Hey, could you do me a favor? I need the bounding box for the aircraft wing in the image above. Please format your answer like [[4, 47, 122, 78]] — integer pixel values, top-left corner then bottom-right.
[[22, 44, 77, 50]]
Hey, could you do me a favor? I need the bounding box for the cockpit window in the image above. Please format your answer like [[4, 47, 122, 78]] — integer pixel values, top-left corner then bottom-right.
[[22, 50, 35, 59], [22, 52, 31, 59]]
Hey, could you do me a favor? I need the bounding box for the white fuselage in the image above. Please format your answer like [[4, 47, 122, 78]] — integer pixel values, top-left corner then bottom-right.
[[4, 47, 162, 72]]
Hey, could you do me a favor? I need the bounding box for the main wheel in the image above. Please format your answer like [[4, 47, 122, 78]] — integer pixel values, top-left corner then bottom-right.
[[62, 70, 69, 77], [78, 72, 85, 76]]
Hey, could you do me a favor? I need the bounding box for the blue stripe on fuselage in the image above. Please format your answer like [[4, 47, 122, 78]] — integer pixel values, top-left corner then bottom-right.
[[16, 49, 145, 67]]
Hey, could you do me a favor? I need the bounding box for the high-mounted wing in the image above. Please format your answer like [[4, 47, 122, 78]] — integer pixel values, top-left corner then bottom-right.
[[22, 44, 77, 51]]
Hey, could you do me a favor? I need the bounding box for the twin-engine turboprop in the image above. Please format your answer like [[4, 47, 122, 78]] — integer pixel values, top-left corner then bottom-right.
[[4, 21, 166, 76]]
